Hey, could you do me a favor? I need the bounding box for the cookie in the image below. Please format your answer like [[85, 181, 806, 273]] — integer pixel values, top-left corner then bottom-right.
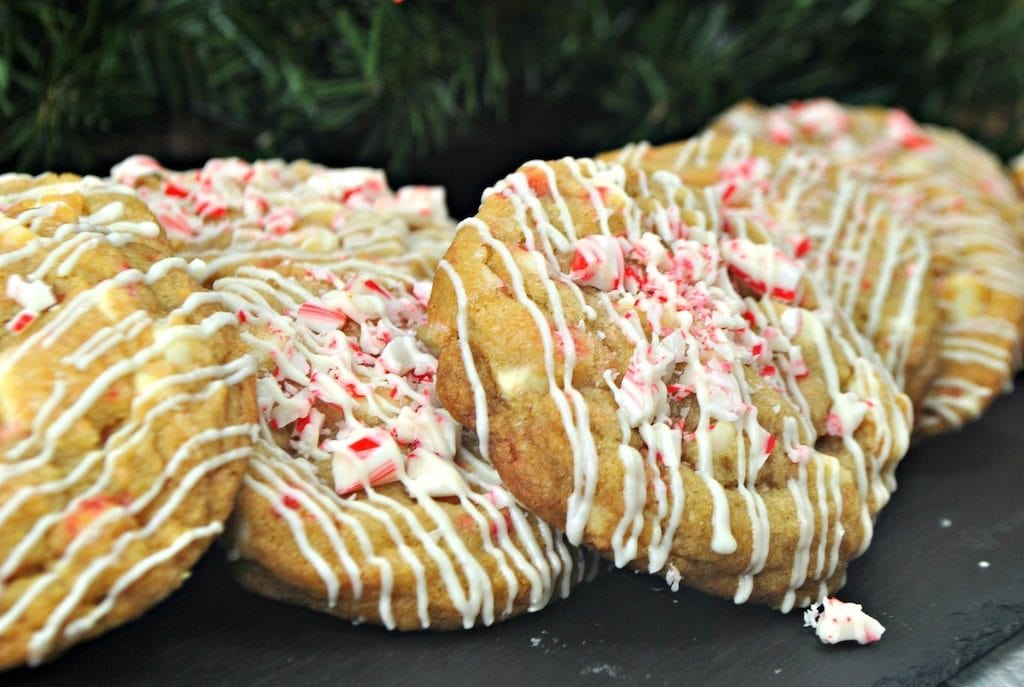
[[605, 132, 941, 412], [424, 158, 911, 611], [711, 100, 1024, 435], [0, 174, 257, 668], [121, 159, 596, 629]]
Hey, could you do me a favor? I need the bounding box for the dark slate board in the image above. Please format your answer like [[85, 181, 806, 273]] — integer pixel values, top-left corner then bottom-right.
[[7, 384, 1024, 687]]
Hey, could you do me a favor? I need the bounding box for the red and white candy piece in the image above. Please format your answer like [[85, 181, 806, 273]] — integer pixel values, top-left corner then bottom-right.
[[803, 597, 885, 645], [157, 206, 198, 238], [296, 300, 347, 334], [789, 99, 851, 139], [193, 190, 228, 220], [5, 274, 57, 333], [766, 111, 796, 145], [330, 428, 404, 496], [108, 155, 162, 186], [392, 186, 447, 219], [683, 355, 744, 423], [615, 337, 680, 427], [717, 156, 771, 205], [824, 392, 870, 437], [720, 238, 802, 303], [263, 206, 297, 235], [569, 234, 625, 291], [306, 168, 388, 208], [885, 109, 932, 151]]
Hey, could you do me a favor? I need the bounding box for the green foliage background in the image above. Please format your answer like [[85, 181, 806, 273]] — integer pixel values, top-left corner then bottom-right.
[[1, 0, 1022, 214]]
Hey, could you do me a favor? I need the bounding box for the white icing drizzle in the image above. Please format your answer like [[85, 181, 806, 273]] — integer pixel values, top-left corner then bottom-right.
[[0, 178, 257, 666], [434, 157, 910, 608]]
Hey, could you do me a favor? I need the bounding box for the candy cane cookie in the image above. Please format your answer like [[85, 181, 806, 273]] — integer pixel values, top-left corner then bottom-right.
[[604, 132, 941, 413], [711, 100, 1024, 435], [118, 158, 595, 630], [423, 158, 911, 611], [0, 174, 258, 668]]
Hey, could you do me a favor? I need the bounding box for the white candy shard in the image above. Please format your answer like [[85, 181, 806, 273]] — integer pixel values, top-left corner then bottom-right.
[[380, 334, 434, 377], [803, 597, 885, 645], [406, 450, 465, 498], [6, 275, 56, 313], [570, 234, 625, 291], [825, 392, 870, 437], [791, 100, 850, 139]]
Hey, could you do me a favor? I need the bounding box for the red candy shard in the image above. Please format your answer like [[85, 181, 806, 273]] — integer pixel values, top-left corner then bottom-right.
[[727, 265, 798, 303], [720, 183, 737, 204], [571, 250, 588, 273], [523, 167, 550, 196], [337, 461, 398, 496], [158, 210, 196, 237], [363, 279, 390, 298], [64, 493, 130, 539], [296, 302, 346, 331], [162, 180, 190, 198], [789, 236, 812, 258], [6, 311, 35, 333], [349, 436, 380, 453]]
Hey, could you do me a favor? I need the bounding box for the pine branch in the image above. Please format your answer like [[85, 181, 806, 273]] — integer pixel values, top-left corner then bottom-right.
[[0, 0, 1022, 181]]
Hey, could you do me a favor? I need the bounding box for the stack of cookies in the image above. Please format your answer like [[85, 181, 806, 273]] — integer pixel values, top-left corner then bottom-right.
[[2, 99, 1022, 668]]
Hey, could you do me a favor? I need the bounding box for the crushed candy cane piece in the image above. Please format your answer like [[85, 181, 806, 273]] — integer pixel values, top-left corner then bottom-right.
[[886, 109, 932, 151], [6, 275, 56, 312], [329, 428, 404, 495], [296, 300, 347, 334], [5, 275, 57, 332], [803, 597, 885, 645], [570, 234, 625, 291], [720, 238, 801, 303]]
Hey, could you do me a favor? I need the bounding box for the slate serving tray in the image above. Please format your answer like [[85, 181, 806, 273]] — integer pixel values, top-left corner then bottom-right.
[[7, 382, 1024, 687]]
